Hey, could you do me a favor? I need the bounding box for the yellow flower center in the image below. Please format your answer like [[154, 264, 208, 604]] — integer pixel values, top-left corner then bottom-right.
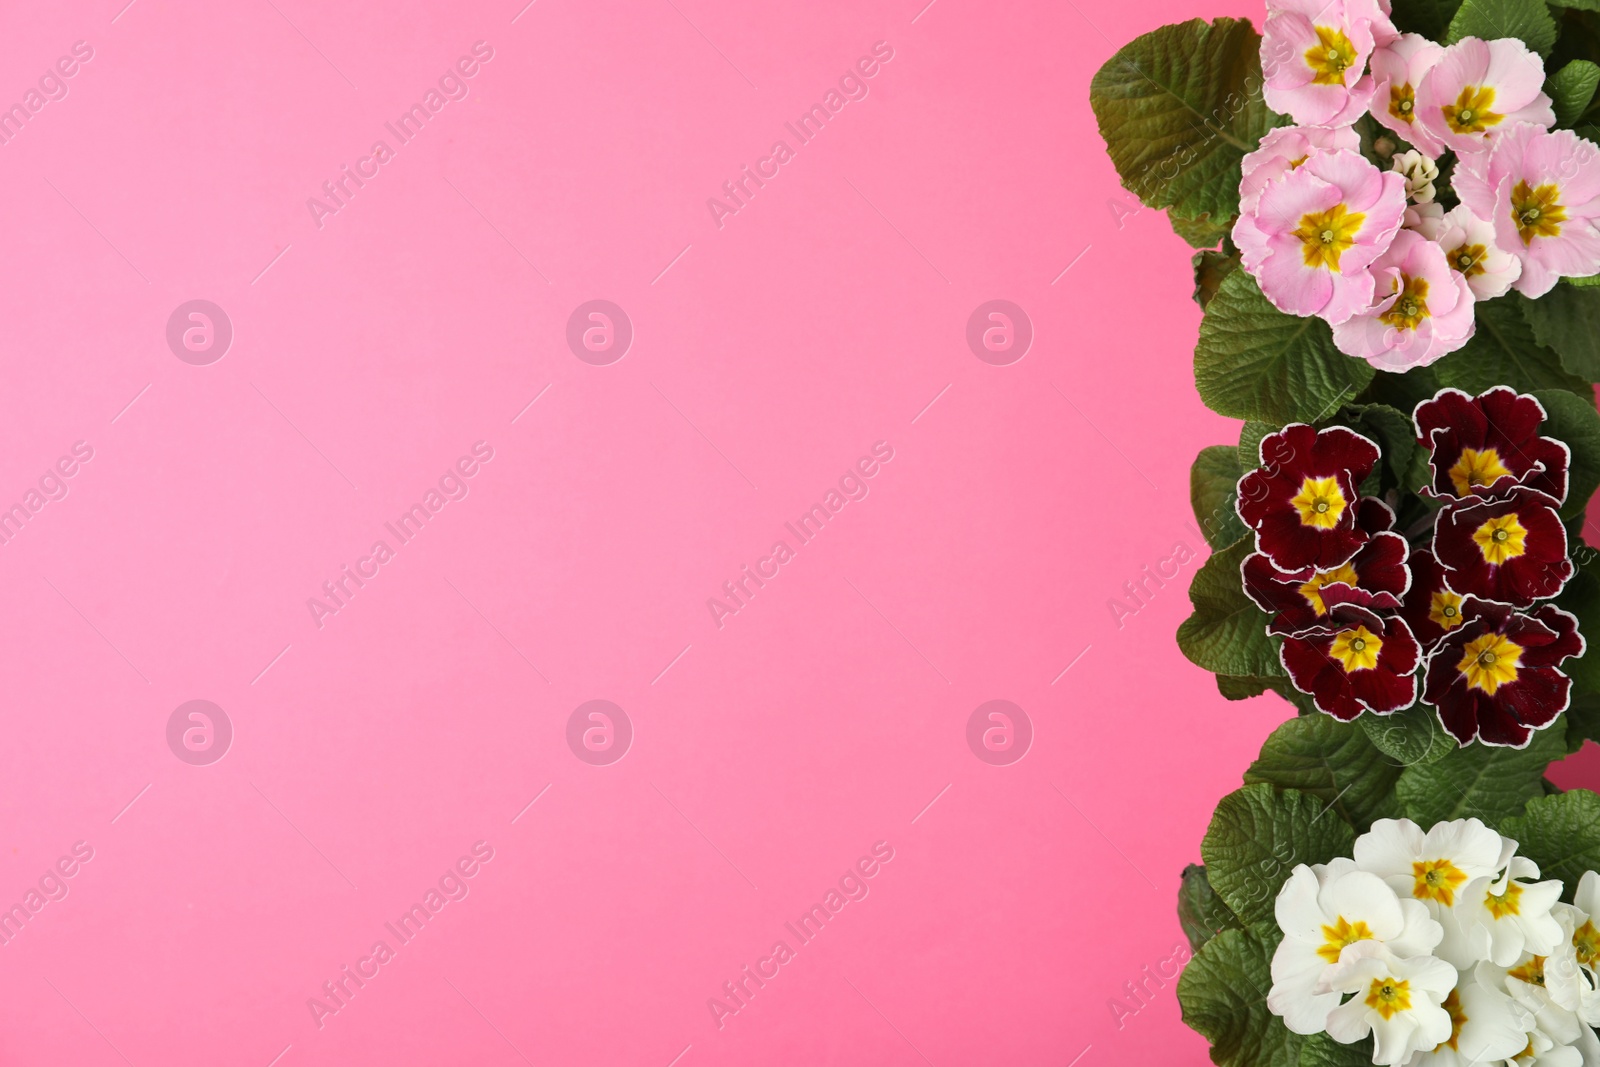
[[1306, 26, 1358, 86], [1472, 513, 1528, 565], [1442, 988, 1468, 1051], [1514, 1037, 1537, 1064], [1575, 920, 1600, 967], [1412, 858, 1469, 905], [1319, 915, 1377, 963], [1449, 447, 1513, 497], [1429, 591, 1466, 631], [1295, 204, 1366, 271], [1459, 633, 1523, 695], [1446, 242, 1488, 278], [1485, 879, 1525, 919], [1513, 180, 1566, 245], [1389, 82, 1416, 124], [1443, 85, 1504, 135], [1330, 625, 1383, 673], [1298, 563, 1360, 616], [1365, 975, 1413, 1019], [1510, 955, 1547, 986], [1379, 273, 1431, 331], [1291, 475, 1348, 528]]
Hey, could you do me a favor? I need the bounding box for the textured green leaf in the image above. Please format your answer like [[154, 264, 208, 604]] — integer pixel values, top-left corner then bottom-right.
[[1361, 703, 1456, 768], [1523, 287, 1600, 382], [1299, 1032, 1377, 1067], [1555, 549, 1600, 696], [1565, 691, 1600, 751], [1532, 388, 1600, 518], [1244, 715, 1402, 829], [1548, 60, 1600, 127], [1448, 0, 1558, 55], [1196, 270, 1375, 425], [1435, 296, 1592, 398], [1178, 539, 1283, 678], [1502, 789, 1600, 893], [1202, 784, 1357, 926], [1217, 674, 1294, 701], [1090, 19, 1281, 220], [1195, 249, 1242, 311], [1567, 273, 1600, 287], [1179, 864, 1244, 952], [1172, 209, 1234, 250], [1390, 0, 1464, 38], [1178, 927, 1306, 1067], [1239, 421, 1275, 469], [1192, 446, 1248, 550], [1338, 403, 1426, 495], [1394, 725, 1566, 826]]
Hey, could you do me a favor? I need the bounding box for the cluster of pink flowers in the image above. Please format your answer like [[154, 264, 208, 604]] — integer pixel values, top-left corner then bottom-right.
[[1237, 1, 1600, 369]]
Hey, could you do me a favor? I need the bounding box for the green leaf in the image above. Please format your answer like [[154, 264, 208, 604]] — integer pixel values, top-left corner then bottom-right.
[[1394, 725, 1567, 826], [1178, 539, 1283, 679], [1337, 403, 1426, 495], [1239, 421, 1275, 469], [1532, 388, 1600, 518], [1565, 691, 1600, 751], [1434, 296, 1592, 399], [1548, 60, 1600, 127], [1244, 715, 1402, 829], [1362, 703, 1456, 768], [1567, 273, 1600, 287], [1390, 0, 1464, 38], [1090, 18, 1283, 221], [1522, 286, 1600, 382], [1179, 864, 1244, 952], [1447, 0, 1558, 55], [1555, 547, 1600, 696], [1299, 1032, 1377, 1067], [1178, 927, 1306, 1067], [1172, 209, 1234, 250], [1196, 270, 1375, 425], [1358, 366, 1443, 420], [1218, 674, 1293, 701], [1195, 249, 1241, 311], [1202, 784, 1357, 926], [1501, 789, 1600, 893], [1192, 446, 1249, 550]]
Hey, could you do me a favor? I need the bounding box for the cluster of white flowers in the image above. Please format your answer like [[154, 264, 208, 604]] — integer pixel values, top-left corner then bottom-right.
[[1269, 818, 1600, 1065]]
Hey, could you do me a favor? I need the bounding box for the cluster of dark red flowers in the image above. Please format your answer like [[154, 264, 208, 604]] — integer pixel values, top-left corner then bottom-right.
[[1234, 387, 1585, 748]]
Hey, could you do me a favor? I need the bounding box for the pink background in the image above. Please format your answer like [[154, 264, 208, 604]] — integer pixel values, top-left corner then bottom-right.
[[3, 0, 1594, 1064]]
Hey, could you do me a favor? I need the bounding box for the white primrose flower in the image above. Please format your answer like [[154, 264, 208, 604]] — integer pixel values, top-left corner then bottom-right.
[[1269, 859, 1443, 1035], [1392, 148, 1441, 203], [1405, 961, 1533, 1067], [1505, 950, 1586, 1045], [1320, 941, 1458, 1066], [1447, 857, 1564, 969], [1571, 872, 1600, 976], [1499, 1023, 1584, 1066], [1355, 818, 1506, 914]]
